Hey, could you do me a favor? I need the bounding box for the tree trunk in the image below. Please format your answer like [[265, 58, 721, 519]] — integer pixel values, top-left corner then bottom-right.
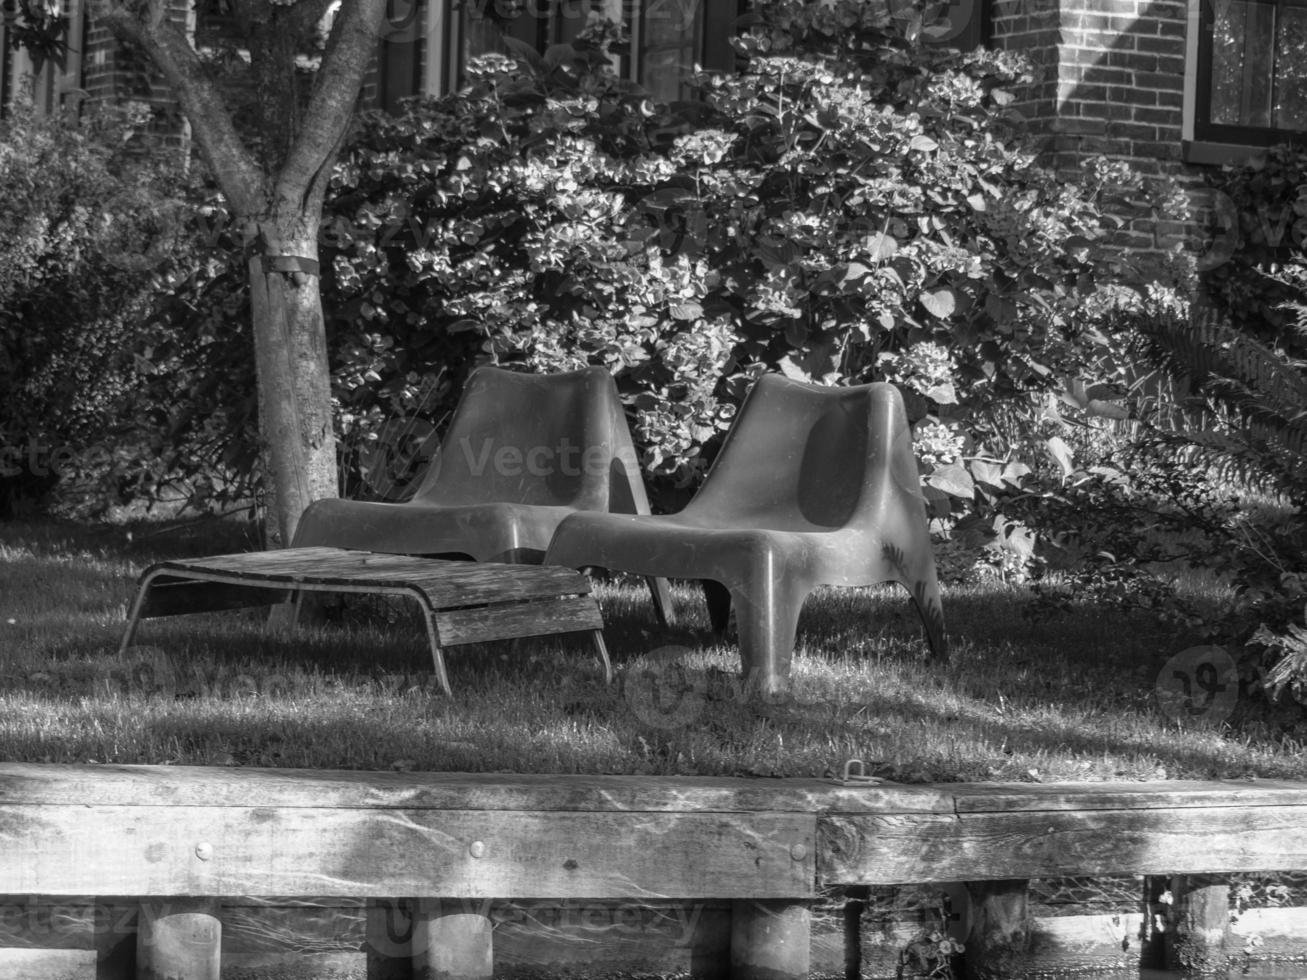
[[247, 216, 337, 548]]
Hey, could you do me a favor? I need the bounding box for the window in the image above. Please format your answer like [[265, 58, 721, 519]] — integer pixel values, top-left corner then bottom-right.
[[1194, 0, 1307, 145], [376, 0, 737, 106]]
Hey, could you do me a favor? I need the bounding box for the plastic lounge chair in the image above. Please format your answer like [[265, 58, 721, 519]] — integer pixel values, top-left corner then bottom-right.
[[544, 374, 947, 693], [293, 365, 673, 623]]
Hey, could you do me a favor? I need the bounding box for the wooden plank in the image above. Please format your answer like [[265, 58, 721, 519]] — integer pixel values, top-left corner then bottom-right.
[[435, 596, 604, 647], [819, 807, 1307, 885], [952, 780, 1307, 812], [0, 764, 956, 814], [0, 807, 816, 899], [491, 900, 731, 978], [0, 948, 98, 980], [1230, 906, 1307, 961], [145, 550, 593, 607]]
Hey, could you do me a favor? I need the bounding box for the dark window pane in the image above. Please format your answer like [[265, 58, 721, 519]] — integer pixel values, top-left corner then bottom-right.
[[1274, 4, 1307, 128], [640, 0, 702, 102], [1210, 0, 1250, 125], [1208, 0, 1307, 134]]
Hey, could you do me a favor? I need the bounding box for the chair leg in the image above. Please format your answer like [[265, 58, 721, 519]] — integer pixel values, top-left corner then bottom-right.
[[591, 630, 614, 685], [418, 604, 453, 697], [647, 576, 676, 627], [731, 579, 807, 697], [702, 579, 732, 635], [908, 571, 948, 661], [118, 573, 158, 656]]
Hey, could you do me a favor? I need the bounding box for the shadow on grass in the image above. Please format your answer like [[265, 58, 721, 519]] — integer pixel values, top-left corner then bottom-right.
[[3, 516, 1304, 780]]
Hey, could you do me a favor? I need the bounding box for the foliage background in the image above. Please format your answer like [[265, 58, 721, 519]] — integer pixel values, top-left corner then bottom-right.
[[0, 100, 198, 517]]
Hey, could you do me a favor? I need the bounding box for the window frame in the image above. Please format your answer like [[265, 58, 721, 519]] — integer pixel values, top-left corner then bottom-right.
[[1190, 0, 1307, 147]]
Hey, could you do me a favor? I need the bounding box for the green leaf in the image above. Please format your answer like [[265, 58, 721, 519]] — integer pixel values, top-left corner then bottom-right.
[[1001, 461, 1032, 486], [926, 463, 975, 499], [969, 459, 1005, 488], [909, 135, 939, 153], [863, 232, 898, 261], [841, 261, 875, 285], [670, 302, 704, 321], [925, 382, 958, 405], [1045, 435, 1075, 479], [920, 286, 957, 319]]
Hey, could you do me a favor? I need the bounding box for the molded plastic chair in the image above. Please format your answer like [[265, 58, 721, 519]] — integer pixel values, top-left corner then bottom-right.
[[293, 365, 673, 622], [544, 374, 946, 692]]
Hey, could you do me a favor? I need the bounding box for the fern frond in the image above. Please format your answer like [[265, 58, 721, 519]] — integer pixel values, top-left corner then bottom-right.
[[1125, 303, 1307, 498]]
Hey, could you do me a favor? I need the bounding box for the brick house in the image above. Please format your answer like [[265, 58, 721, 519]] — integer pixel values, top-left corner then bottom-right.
[[3, 0, 1302, 264]]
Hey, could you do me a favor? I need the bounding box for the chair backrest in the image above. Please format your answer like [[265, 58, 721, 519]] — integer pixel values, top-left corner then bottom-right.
[[684, 375, 918, 531], [411, 365, 635, 510]]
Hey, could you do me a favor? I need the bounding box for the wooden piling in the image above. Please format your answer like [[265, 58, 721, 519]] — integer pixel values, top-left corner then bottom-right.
[[366, 899, 413, 980], [412, 900, 494, 980], [1165, 874, 1230, 976], [136, 899, 221, 980], [962, 879, 1030, 980], [730, 900, 810, 980]]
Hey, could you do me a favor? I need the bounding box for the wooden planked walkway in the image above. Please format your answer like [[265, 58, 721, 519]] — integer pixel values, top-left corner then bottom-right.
[[1, 765, 1305, 979], [1, 764, 1304, 897]]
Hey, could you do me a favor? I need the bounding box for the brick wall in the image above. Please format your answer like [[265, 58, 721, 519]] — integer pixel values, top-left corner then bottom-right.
[[991, 0, 1200, 276]]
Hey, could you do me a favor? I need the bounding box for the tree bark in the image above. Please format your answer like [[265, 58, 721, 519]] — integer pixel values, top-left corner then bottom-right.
[[247, 217, 337, 547], [96, 0, 389, 544]]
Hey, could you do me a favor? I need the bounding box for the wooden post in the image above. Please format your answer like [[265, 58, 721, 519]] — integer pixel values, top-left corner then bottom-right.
[[136, 899, 221, 980], [731, 900, 810, 980], [963, 880, 1030, 980], [1165, 874, 1230, 976], [366, 899, 413, 980], [412, 900, 494, 980], [843, 885, 869, 980]]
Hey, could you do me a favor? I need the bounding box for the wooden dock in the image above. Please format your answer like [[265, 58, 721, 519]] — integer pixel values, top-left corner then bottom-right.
[[0, 764, 1304, 978]]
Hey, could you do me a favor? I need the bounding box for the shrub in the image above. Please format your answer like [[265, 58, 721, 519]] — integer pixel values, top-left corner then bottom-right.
[[0, 99, 196, 516], [300, 0, 1145, 518]]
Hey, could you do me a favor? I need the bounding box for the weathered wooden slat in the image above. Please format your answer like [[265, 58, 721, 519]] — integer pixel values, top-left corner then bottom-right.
[[951, 780, 1307, 811], [819, 807, 1307, 884], [0, 806, 816, 899], [139, 550, 592, 606], [0, 947, 98, 979], [0, 764, 955, 813], [436, 597, 604, 646]]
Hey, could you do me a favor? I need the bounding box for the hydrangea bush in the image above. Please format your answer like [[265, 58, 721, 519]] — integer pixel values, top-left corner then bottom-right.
[[293, 0, 1151, 522]]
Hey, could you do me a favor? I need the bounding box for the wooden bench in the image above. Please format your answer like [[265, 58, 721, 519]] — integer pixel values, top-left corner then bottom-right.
[[118, 547, 610, 695]]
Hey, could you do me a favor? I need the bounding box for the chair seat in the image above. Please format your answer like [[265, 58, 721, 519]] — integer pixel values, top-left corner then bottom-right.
[[547, 511, 892, 586]]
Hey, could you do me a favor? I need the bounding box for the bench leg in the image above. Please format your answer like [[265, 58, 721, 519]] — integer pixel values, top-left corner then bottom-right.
[[592, 630, 613, 685], [118, 572, 160, 656], [418, 604, 454, 697]]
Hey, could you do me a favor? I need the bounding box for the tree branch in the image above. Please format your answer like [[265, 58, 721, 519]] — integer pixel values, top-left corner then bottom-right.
[[274, 0, 388, 214], [96, 0, 266, 215]]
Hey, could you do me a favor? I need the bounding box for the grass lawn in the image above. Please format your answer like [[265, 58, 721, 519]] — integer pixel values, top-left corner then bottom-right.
[[1, 516, 1304, 782]]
